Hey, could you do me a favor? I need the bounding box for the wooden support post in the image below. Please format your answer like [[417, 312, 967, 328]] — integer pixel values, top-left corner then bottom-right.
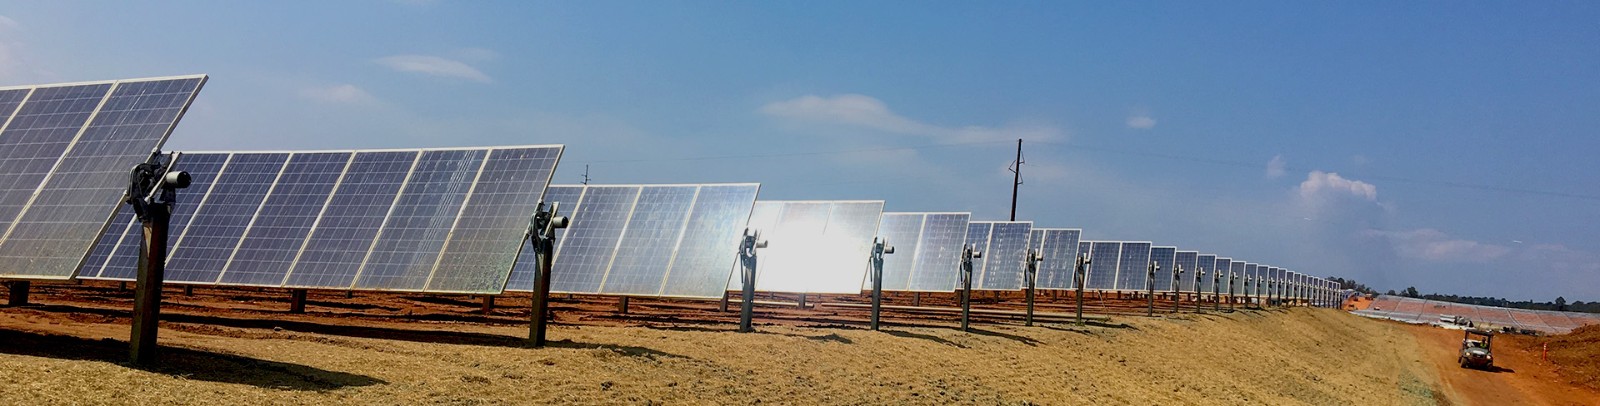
[[913, 292, 920, 306], [5, 281, 29, 306], [797, 293, 806, 309], [183, 285, 192, 297], [481, 295, 495, 315], [617, 296, 629, 314], [346, 290, 354, 299], [289, 289, 308, 313], [130, 202, 170, 366], [719, 291, 730, 312]]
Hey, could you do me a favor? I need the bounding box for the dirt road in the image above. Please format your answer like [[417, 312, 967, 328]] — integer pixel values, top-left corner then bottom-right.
[[1405, 324, 1600, 405]]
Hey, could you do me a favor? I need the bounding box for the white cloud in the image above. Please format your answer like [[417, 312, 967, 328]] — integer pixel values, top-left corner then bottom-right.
[[1266, 155, 1286, 179], [1126, 114, 1156, 129], [1298, 171, 1376, 202], [298, 84, 376, 104], [759, 94, 1061, 143], [1370, 228, 1511, 262], [375, 55, 491, 83]]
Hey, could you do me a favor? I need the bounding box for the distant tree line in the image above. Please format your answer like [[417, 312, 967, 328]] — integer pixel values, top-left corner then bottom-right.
[[1379, 286, 1600, 314], [1330, 277, 1378, 295]]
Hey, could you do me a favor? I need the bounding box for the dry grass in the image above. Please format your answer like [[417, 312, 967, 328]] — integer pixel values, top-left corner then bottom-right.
[[0, 303, 1444, 405]]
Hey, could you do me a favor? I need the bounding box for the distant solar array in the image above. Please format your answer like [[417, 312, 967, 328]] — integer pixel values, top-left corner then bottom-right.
[[1354, 295, 1600, 335], [728, 200, 884, 294], [503, 183, 760, 298], [0, 75, 207, 280], [83, 146, 564, 294]]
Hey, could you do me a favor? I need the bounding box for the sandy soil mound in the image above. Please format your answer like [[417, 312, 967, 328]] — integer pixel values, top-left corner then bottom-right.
[[0, 289, 1446, 405]]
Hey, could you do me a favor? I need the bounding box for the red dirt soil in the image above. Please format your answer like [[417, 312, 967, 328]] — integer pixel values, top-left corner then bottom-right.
[[1404, 322, 1600, 405]]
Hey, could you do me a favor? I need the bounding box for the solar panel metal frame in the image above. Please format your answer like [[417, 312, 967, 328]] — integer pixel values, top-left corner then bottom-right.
[[0, 75, 207, 280], [506, 183, 760, 299], [83, 145, 563, 295]]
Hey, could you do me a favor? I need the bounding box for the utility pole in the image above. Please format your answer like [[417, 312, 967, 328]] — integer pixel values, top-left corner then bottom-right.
[[581, 164, 590, 185], [1009, 139, 1023, 221]]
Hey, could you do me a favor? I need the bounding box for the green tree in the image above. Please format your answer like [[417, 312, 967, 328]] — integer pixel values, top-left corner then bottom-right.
[[1403, 287, 1420, 298]]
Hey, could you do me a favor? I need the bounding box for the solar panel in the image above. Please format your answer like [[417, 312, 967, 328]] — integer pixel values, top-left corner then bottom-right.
[[904, 213, 970, 292], [1212, 257, 1232, 294], [353, 149, 486, 290], [1032, 228, 1081, 290], [0, 76, 206, 280], [1149, 246, 1177, 291], [866, 213, 925, 291], [866, 212, 971, 292], [964, 222, 992, 285], [281, 151, 418, 288], [219, 152, 351, 286], [1235, 262, 1248, 297], [1085, 241, 1120, 291], [1244, 263, 1259, 298], [728, 200, 883, 294], [165, 153, 290, 283], [1195, 254, 1216, 293], [91, 146, 563, 295], [507, 184, 758, 298], [504, 185, 584, 291], [84, 153, 230, 280], [1114, 242, 1152, 291], [1174, 251, 1198, 293], [973, 221, 1032, 291]]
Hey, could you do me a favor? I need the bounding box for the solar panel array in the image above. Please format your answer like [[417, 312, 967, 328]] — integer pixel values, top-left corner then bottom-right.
[[867, 212, 971, 292], [727, 200, 884, 294], [84, 146, 563, 294], [1031, 228, 1081, 290], [0, 75, 207, 280], [502, 183, 760, 298]]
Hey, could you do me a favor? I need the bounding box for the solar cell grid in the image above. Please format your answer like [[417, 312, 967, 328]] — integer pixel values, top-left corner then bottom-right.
[[1174, 251, 1198, 292], [904, 213, 969, 292], [424, 147, 560, 293], [1086, 242, 1120, 291], [1195, 254, 1216, 294], [219, 152, 350, 286], [1149, 246, 1177, 292], [282, 151, 418, 288], [869, 213, 928, 291], [975, 221, 1032, 290], [1114, 242, 1152, 291], [353, 149, 487, 291], [165, 153, 289, 283], [1033, 229, 1081, 290]]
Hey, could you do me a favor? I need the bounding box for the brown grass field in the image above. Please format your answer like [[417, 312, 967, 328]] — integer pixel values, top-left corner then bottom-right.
[[1, 283, 1596, 405]]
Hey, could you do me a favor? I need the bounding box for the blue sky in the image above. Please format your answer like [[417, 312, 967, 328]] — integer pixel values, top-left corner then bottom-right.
[[2, 1, 1596, 301]]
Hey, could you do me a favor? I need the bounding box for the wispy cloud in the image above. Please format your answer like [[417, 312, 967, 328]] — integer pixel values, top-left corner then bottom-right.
[[1266, 155, 1286, 179], [375, 54, 491, 83], [0, 14, 39, 81], [759, 93, 1061, 143], [1298, 171, 1376, 202], [1125, 114, 1156, 129], [298, 84, 377, 104], [1369, 228, 1511, 263]]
